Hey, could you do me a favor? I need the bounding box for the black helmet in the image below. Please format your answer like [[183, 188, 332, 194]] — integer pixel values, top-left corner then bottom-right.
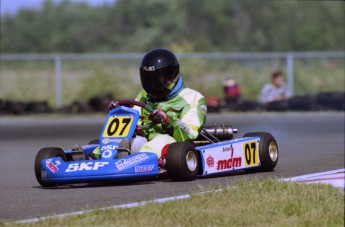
[[140, 48, 180, 100]]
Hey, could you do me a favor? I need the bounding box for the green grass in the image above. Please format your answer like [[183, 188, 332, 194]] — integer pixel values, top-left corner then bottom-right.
[[0, 58, 344, 107], [8, 179, 345, 227]]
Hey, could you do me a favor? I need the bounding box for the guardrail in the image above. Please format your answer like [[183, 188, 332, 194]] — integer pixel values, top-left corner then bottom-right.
[[1, 51, 344, 108]]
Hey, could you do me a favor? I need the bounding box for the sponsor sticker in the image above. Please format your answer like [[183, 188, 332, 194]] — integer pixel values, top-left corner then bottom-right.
[[216, 157, 242, 170], [135, 165, 154, 173], [178, 120, 191, 134], [201, 104, 207, 115], [101, 150, 113, 159], [45, 159, 60, 173], [101, 145, 117, 151], [115, 153, 148, 170], [102, 138, 121, 144], [206, 155, 214, 167], [65, 162, 109, 172], [143, 66, 155, 71], [216, 144, 242, 170], [222, 145, 233, 152]]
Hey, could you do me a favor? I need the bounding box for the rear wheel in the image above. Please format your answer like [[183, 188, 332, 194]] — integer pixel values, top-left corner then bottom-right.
[[166, 142, 199, 181], [243, 132, 278, 172], [35, 147, 67, 187]]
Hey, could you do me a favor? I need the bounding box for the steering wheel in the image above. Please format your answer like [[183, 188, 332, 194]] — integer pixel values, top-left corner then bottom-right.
[[117, 99, 154, 112], [117, 100, 154, 130]]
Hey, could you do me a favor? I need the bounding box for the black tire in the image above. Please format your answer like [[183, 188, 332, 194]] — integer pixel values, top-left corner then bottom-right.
[[88, 139, 99, 144], [166, 142, 199, 181], [243, 132, 278, 172], [35, 147, 67, 187]]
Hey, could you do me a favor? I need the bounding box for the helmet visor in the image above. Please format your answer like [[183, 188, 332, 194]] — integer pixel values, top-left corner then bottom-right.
[[140, 68, 174, 96]]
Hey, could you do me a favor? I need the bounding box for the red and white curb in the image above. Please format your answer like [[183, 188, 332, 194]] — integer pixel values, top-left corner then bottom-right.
[[283, 168, 345, 188]]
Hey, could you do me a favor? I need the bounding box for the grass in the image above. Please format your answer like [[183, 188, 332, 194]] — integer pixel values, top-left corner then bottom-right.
[[8, 179, 345, 227], [0, 58, 344, 107]]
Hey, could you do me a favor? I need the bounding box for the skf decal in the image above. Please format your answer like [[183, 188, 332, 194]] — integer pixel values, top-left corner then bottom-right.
[[115, 154, 148, 170], [206, 155, 214, 167], [135, 165, 154, 173], [65, 162, 109, 172], [101, 150, 113, 158], [101, 145, 116, 158], [101, 145, 117, 151]]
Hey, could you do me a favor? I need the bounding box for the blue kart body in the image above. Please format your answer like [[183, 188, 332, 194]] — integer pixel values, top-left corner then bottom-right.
[[39, 106, 160, 184], [37, 104, 278, 186]]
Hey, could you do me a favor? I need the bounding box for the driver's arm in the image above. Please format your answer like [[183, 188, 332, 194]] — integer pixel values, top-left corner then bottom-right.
[[167, 90, 207, 142]]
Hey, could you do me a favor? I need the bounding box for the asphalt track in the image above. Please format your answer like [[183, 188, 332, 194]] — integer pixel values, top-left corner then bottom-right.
[[0, 112, 344, 222]]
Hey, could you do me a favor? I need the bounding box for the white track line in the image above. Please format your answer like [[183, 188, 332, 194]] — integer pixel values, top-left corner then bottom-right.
[[283, 168, 345, 188], [13, 189, 222, 224], [12, 169, 344, 224]]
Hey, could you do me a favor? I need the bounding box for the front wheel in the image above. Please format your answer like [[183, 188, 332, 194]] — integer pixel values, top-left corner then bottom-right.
[[35, 147, 67, 187], [243, 132, 278, 172], [165, 142, 199, 181]]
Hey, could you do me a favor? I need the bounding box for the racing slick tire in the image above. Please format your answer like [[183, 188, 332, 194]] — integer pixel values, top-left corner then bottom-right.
[[35, 147, 67, 187], [166, 142, 199, 181], [243, 132, 278, 172]]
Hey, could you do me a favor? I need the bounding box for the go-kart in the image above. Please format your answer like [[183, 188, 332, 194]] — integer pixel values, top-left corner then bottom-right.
[[35, 100, 279, 187]]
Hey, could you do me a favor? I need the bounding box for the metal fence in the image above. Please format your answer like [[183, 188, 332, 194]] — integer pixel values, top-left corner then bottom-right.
[[1, 51, 344, 108]]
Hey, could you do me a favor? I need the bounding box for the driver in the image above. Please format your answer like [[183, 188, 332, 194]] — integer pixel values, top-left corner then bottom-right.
[[93, 48, 207, 162]]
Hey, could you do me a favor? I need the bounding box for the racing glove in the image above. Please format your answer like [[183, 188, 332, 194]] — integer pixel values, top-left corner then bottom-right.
[[107, 101, 119, 112], [149, 109, 169, 124]]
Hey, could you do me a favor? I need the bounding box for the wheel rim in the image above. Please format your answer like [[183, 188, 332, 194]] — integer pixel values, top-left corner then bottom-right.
[[186, 150, 197, 172], [268, 142, 278, 162]]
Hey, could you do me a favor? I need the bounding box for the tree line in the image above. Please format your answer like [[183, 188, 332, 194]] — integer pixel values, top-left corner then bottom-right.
[[1, 0, 344, 53]]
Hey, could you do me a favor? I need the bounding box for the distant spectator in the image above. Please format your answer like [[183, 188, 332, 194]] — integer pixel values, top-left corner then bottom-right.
[[259, 70, 291, 103], [223, 78, 241, 104]]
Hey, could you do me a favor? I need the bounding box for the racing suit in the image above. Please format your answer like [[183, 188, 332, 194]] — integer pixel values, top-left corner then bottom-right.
[[92, 77, 207, 160], [132, 77, 207, 159]]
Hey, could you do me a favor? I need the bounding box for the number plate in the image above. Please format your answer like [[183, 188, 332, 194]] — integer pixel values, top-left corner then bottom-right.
[[243, 141, 259, 166], [103, 116, 133, 138]]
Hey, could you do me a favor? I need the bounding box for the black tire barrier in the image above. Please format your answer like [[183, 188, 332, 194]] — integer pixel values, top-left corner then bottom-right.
[[88, 93, 114, 112], [316, 92, 345, 111], [266, 100, 289, 112], [26, 101, 52, 113], [57, 101, 92, 114], [2, 100, 27, 115], [287, 95, 314, 111], [237, 99, 262, 111], [1, 92, 343, 115]]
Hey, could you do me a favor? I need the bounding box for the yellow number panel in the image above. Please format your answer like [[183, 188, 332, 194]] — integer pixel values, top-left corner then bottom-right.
[[243, 141, 259, 166], [103, 116, 133, 138]]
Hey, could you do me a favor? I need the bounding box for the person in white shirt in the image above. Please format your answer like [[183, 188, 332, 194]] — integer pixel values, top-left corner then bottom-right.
[[259, 70, 291, 103]]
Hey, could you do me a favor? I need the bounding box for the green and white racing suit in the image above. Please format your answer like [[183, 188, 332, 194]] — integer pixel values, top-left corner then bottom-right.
[[93, 77, 207, 159], [133, 82, 207, 159]]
